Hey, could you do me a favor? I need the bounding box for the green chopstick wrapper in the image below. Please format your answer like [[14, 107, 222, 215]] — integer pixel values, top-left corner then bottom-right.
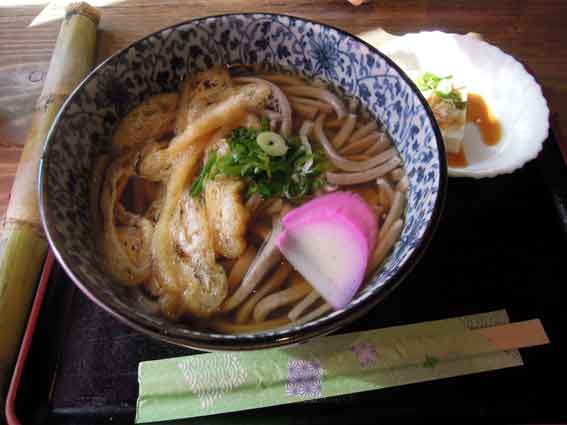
[[137, 310, 531, 423]]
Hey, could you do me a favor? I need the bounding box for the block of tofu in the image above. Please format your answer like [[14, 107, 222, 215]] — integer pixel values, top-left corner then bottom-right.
[[425, 87, 468, 154], [407, 70, 468, 155]]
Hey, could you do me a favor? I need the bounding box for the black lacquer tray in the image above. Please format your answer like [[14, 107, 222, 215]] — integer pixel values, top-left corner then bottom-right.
[[8, 127, 567, 424]]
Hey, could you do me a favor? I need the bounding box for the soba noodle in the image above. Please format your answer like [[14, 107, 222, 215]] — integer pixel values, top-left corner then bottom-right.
[[90, 65, 407, 333]]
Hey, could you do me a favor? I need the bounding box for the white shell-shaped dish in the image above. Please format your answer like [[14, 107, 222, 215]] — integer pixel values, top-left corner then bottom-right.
[[364, 30, 550, 178]]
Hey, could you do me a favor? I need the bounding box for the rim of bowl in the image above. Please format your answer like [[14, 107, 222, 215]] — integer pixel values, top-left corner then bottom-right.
[[38, 12, 448, 351]]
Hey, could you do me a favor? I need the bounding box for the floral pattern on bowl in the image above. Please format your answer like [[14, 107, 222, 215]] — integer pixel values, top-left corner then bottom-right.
[[39, 13, 446, 350]]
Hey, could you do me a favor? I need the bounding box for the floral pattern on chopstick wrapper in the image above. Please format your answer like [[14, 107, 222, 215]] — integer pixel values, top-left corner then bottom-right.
[[40, 13, 444, 347], [178, 354, 248, 409], [351, 342, 379, 367], [286, 360, 323, 397]]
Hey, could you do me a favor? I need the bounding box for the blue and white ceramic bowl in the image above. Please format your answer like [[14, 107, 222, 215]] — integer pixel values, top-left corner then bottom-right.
[[39, 14, 447, 350]]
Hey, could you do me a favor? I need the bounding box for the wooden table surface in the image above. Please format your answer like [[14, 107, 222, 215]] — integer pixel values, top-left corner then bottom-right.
[[1, 0, 566, 217]]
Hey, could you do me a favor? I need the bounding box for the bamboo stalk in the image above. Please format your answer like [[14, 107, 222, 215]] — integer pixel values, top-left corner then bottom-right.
[[0, 3, 99, 397]]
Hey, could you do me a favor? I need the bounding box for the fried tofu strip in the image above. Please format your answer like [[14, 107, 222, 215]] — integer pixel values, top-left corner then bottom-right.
[[112, 93, 178, 149], [205, 177, 250, 259]]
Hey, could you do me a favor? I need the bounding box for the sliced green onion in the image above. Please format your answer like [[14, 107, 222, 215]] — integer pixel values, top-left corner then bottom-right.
[[436, 78, 453, 96], [189, 152, 217, 197], [256, 131, 288, 156]]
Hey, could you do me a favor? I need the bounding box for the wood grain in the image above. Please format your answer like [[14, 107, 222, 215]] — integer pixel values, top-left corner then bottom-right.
[[1, 0, 566, 217]]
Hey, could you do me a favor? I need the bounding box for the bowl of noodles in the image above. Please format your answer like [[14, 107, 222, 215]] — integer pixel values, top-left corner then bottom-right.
[[39, 14, 447, 350]]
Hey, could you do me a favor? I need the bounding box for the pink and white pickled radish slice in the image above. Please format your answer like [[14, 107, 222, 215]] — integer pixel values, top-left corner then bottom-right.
[[276, 192, 378, 310]]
